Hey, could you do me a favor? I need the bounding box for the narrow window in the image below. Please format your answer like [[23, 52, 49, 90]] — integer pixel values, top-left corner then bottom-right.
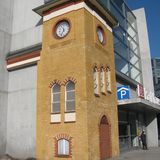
[[58, 139, 69, 156], [65, 81, 75, 112], [93, 67, 99, 95], [106, 67, 112, 92], [52, 84, 60, 113]]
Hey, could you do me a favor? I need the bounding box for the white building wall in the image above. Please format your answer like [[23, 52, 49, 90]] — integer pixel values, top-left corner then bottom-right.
[[133, 8, 154, 93], [7, 66, 37, 158], [0, 0, 13, 155], [0, 0, 43, 157], [146, 112, 159, 147], [5, 0, 43, 157], [133, 8, 159, 147], [10, 0, 43, 51]]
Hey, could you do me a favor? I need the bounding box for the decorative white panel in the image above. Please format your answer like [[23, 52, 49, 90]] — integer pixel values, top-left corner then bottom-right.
[[94, 68, 99, 95], [100, 68, 106, 93], [51, 114, 61, 123], [106, 70, 112, 92], [64, 113, 76, 122]]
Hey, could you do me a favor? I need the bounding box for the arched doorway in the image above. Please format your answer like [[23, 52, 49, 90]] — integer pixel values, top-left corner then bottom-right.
[[99, 115, 111, 160]]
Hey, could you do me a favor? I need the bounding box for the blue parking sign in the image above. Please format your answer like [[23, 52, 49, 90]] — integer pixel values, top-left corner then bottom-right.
[[117, 86, 130, 100]]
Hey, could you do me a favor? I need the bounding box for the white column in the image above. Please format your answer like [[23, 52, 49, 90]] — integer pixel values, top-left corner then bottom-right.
[[146, 112, 159, 147]]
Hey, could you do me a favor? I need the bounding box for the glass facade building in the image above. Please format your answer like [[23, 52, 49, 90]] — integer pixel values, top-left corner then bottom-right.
[[152, 58, 160, 98], [99, 0, 146, 152], [152, 58, 160, 142], [99, 0, 142, 83]]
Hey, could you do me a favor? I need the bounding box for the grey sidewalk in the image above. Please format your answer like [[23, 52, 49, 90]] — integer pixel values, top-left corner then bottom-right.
[[0, 148, 159, 160], [115, 147, 160, 160]]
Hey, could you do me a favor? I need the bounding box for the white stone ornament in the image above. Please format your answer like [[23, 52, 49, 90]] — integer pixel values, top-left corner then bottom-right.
[[106, 69, 111, 92], [94, 67, 99, 95], [100, 68, 105, 93]]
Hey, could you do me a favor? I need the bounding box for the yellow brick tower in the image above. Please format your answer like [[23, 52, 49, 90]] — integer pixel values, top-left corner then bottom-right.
[[34, 0, 119, 159]]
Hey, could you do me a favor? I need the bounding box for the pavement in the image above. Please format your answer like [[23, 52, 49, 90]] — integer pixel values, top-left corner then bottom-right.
[[0, 148, 159, 160], [115, 147, 160, 160]]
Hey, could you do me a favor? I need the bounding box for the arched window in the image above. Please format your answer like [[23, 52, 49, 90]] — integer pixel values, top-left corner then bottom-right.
[[52, 84, 60, 113], [65, 81, 75, 112], [58, 139, 69, 156]]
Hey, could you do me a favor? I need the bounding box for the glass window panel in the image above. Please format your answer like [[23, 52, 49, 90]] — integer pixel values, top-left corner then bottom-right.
[[126, 22, 136, 37], [114, 35, 119, 45], [58, 139, 69, 155], [130, 65, 140, 80], [156, 59, 160, 69], [125, 5, 137, 30], [99, 0, 110, 10], [114, 27, 127, 45], [114, 37, 129, 60], [66, 81, 75, 91], [66, 91, 75, 100], [133, 34, 138, 43], [66, 81, 75, 112], [110, 3, 126, 28], [58, 140, 63, 155], [65, 140, 69, 155], [135, 75, 141, 83], [129, 52, 140, 69], [53, 93, 60, 102], [52, 84, 60, 113], [131, 47, 139, 56], [52, 103, 60, 113], [115, 54, 129, 76], [157, 70, 160, 76], [66, 101, 75, 111], [111, 0, 124, 12], [53, 84, 60, 93], [127, 36, 138, 53]]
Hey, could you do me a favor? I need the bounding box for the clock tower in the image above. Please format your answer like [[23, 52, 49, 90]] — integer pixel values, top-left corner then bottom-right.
[[34, 0, 119, 159]]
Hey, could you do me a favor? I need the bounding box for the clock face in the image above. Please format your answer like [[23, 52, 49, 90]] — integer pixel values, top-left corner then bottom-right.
[[97, 27, 105, 44], [55, 20, 70, 38]]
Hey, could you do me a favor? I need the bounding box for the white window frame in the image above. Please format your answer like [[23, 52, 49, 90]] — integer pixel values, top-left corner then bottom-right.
[[51, 84, 61, 113], [65, 81, 75, 112]]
